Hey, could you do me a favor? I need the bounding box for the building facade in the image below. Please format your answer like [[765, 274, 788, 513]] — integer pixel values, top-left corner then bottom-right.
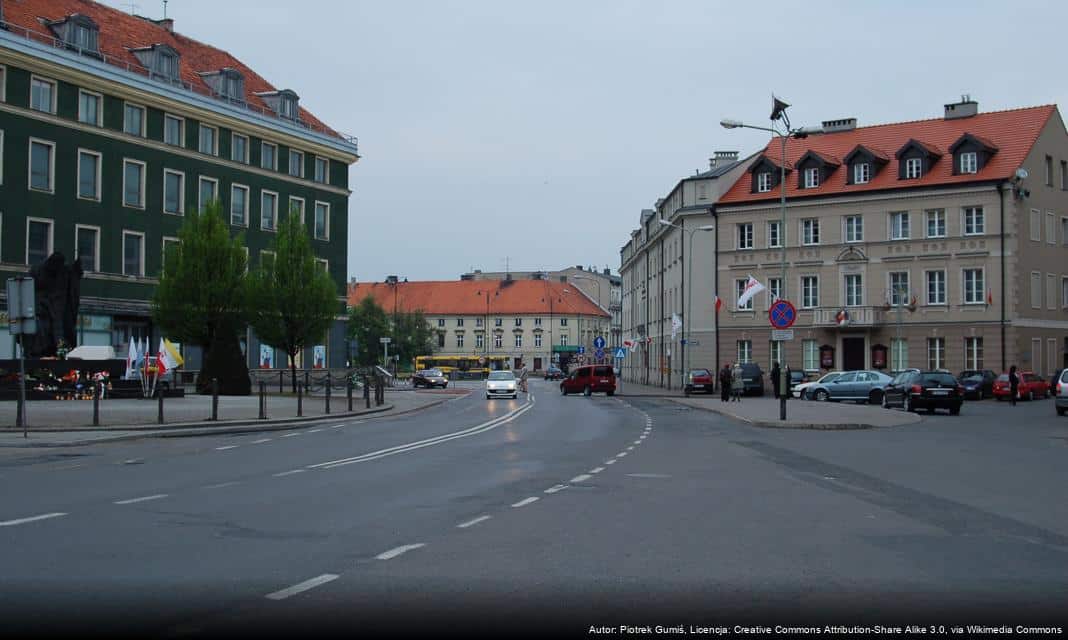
[[348, 278, 611, 372], [0, 1, 359, 369]]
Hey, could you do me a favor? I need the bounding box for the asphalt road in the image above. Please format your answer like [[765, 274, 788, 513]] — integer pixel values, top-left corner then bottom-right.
[[0, 380, 1065, 638]]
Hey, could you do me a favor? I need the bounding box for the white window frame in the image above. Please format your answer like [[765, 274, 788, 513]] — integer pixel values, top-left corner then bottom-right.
[[30, 75, 57, 114], [75, 224, 101, 272], [800, 275, 819, 309], [122, 158, 146, 209], [497, 334, 506, 348], [260, 189, 279, 231], [890, 338, 908, 372], [737, 223, 753, 250], [261, 142, 278, 171], [889, 211, 910, 240], [313, 201, 330, 240], [476, 333, 485, 349], [959, 151, 977, 174], [0, 64, 6, 103], [853, 162, 870, 184], [801, 218, 820, 246], [1061, 216, 1068, 247], [1062, 275, 1068, 308], [962, 267, 985, 305], [199, 124, 219, 156], [766, 277, 782, 306], [1048, 273, 1057, 311], [803, 166, 819, 188], [25, 217, 54, 266], [767, 220, 782, 248], [962, 206, 985, 236], [1046, 211, 1056, 245], [289, 149, 305, 178], [888, 271, 910, 305], [926, 337, 945, 370], [290, 196, 306, 224], [198, 176, 219, 212], [802, 339, 819, 372], [905, 157, 922, 179], [769, 340, 783, 368], [925, 209, 946, 239], [162, 113, 185, 147], [316, 258, 329, 274], [123, 102, 146, 137], [162, 236, 181, 269], [1031, 271, 1042, 309], [925, 269, 946, 306], [844, 273, 863, 307], [314, 156, 329, 184], [77, 89, 103, 126], [735, 279, 753, 311], [122, 231, 146, 277], [76, 149, 102, 202], [28, 138, 56, 193], [844, 215, 863, 243], [231, 133, 249, 164], [231, 184, 250, 227], [163, 168, 185, 215], [757, 172, 772, 193], [736, 340, 753, 364], [514, 334, 523, 349], [534, 333, 542, 348], [1030, 209, 1042, 242], [0, 129, 5, 186]]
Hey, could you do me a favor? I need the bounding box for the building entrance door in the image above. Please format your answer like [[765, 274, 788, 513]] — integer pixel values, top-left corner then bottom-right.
[[843, 337, 865, 370], [533, 357, 542, 371]]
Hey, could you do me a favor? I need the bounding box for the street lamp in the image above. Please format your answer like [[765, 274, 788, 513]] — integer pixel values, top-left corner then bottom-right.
[[658, 219, 714, 389], [722, 96, 821, 420]]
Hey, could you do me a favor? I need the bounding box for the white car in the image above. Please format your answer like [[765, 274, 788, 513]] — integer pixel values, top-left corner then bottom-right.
[[792, 371, 841, 399], [486, 370, 518, 399]]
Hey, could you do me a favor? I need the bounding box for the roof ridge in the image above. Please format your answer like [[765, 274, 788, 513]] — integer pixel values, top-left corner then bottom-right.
[[772, 104, 1057, 140]]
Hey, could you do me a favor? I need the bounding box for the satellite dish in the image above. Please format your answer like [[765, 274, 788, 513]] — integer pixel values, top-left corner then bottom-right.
[[1015, 168, 1029, 180]]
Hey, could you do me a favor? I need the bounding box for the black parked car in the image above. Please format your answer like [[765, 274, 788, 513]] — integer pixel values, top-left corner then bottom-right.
[[958, 369, 996, 399], [883, 370, 963, 415], [739, 363, 765, 396], [544, 366, 564, 381]]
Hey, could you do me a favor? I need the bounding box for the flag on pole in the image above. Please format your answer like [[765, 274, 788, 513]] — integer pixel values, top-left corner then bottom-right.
[[156, 338, 185, 375], [986, 289, 993, 306], [125, 338, 138, 379], [671, 313, 682, 339], [737, 275, 766, 309], [713, 295, 723, 314]]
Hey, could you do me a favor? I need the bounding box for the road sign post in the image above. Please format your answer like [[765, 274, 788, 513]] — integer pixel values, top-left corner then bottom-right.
[[7, 277, 36, 437], [767, 299, 797, 422], [613, 347, 626, 394], [379, 336, 391, 369]]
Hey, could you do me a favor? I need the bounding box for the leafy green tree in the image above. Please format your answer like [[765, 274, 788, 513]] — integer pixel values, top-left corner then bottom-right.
[[347, 296, 390, 367], [151, 202, 250, 395], [247, 208, 339, 392], [391, 310, 435, 369]]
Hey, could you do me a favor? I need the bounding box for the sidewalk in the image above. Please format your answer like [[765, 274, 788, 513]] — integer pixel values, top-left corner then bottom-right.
[[618, 379, 920, 429], [0, 388, 466, 447]]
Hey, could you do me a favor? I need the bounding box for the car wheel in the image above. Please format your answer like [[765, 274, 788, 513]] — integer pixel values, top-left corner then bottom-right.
[[485, 394, 490, 400], [443, 383, 448, 389], [882, 394, 890, 409], [869, 389, 884, 405], [1057, 406, 1066, 416], [1027, 390, 1034, 401], [904, 395, 913, 412], [607, 390, 615, 396], [815, 389, 830, 402], [950, 405, 961, 415], [996, 395, 1004, 402], [560, 386, 567, 396], [583, 385, 592, 397]]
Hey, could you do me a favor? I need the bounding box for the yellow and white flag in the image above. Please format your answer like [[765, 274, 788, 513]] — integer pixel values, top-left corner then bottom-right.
[[156, 338, 184, 374]]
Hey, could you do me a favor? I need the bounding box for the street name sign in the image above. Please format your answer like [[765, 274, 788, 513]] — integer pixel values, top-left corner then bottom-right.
[[771, 329, 795, 341]]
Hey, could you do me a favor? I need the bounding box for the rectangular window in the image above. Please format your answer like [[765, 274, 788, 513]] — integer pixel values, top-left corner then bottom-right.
[[801, 276, 819, 308], [905, 157, 922, 179], [737, 223, 753, 249], [437, 318, 445, 327], [30, 76, 56, 113], [767, 277, 782, 305], [123, 231, 145, 277], [1046, 212, 1056, 245], [889, 272, 910, 305], [845, 274, 863, 307], [890, 211, 910, 240], [560, 318, 568, 327], [75, 225, 100, 272], [1062, 161, 1067, 190], [231, 185, 249, 226], [437, 334, 445, 348], [801, 218, 820, 245], [29, 139, 55, 192], [77, 149, 101, 201], [1062, 217, 1068, 246], [122, 159, 145, 208], [802, 339, 818, 371], [456, 334, 464, 348], [844, 215, 863, 242], [475, 317, 484, 327], [1048, 273, 1057, 311], [164, 114, 184, 146], [514, 334, 523, 348], [78, 90, 102, 126], [26, 218, 53, 266], [925, 209, 946, 238], [261, 142, 277, 171], [199, 177, 218, 212], [926, 270, 946, 305], [259, 250, 276, 270], [959, 151, 977, 174], [514, 318, 522, 327], [1063, 276, 1068, 308], [736, 340, 752, 364], [496, 318, 504, 327], [534, 317, 542, 326], [313, 202, 330, 240], [123, 103, 145, 136], [927, 337, 945, 370], [496, 334, 504, 348], [963, 206, 984, 236], [1045, 155, 1053, 186], [757, 172, 772, 192], [769, 340, 783, 367], [534, 333, 542, 348], [0, 130, 4, 185], [735, 279, 752, 310], [963, 268, 984, 304], [289, 149, 304, 177], [1030, 209, 1042, 241], [0, 65, 5, 102], [261, 190, 278, 231], [456, 318, 464, 327], [1031, 271, 1042, 309], [199, 124, 218, 155], [853, 162, 870, 184], [231, 133, 248, 163], [964, 337, 983, 370], [475, 333, 484, 349], [314, 156, 329, 183], [163, 169, 185, 215], [290, 196, 305, 224], [767, 220, 782, 248], [803, 167, 819, 188], [891, 338, 908, 372]]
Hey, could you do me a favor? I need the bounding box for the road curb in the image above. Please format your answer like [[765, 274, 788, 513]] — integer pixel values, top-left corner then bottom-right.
[[664, 398, 877, 430]]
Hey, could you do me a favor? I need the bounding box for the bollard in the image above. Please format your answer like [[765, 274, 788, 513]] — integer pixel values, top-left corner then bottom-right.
[[259, 381, 267, 419], [211, 378, 219, 421], [93, 382, 101, 427], [325, 377, 331, 414], [297, 380, 303, 417], [304, 370, 310, 390], [279, 371, 283, 394], [364, 375, 371, 409], [158, 386, 164, 424], [347, 378, 353, 412]]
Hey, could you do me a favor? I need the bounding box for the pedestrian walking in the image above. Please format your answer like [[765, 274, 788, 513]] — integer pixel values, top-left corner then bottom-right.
[[1009, 365, 1019, 406], [719, 364, 731, 402], [731, 362, 744, 402], [771, 362, 781, 399], [517, 361, 529, 393]]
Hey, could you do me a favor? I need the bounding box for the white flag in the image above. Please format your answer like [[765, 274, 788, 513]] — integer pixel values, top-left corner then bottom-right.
[[671, 313, 682, 339], [737, 275, 766, 309], [125, 338, 138, 379]]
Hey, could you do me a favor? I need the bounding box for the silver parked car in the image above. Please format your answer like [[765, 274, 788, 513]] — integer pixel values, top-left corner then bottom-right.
[[792, 371, 841, 399], [485, 370, 518, 400], [1056, 369, 1068, 416], [804, 370, 893, 404]]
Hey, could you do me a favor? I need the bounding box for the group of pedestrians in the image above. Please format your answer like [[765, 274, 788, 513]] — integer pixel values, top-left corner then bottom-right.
[[718, 363, 744, 402]]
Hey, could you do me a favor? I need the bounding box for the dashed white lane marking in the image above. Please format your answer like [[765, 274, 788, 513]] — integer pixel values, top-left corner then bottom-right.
[[308, 429, 323, 433], [544, 484, 568, 494], [589, 467, 605, 474], [456, 515, 492, 529], [616, 452, 628, 458], [627, 446, 635, 451], [281, 432, 302, 438], [329, 424, 346, 429], [114, 494, 168, 505], [633, 440, 642, 444], [252, 438, 272, 444], [265, 574, 339, 601], [202, 481, 240, 489], [605, 459, 617, 465], [0, 512, 67, 527], [273, 469, 305, 477], [376, 543, 426, 560], [570, 474, 592, 483], [215, 445, 238, 451], [511, 497, 540, 508]]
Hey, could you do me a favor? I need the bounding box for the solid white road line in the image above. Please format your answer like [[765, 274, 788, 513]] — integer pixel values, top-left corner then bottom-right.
[[308, 429, 322, 433], [273, 470, 305, 477], [215, 445, 239, 451], [605, 459, 617, 465], [456, 515, 492, 529], [251, 438, 272, 444], [265, 574, 339, 601], [202, 481, 240, 490], [0, 512, 67, 527], [589, 467, 605, 474], [634, 440, 642, 444], [511, 497, 540, 508], [544, 485, 568, 494], [114, 494, 168, 505], [569, 474, 592, 483], [616, 452, 628, 458], [376, 543, 426, 560], [627, 446, 635, 451], [281, 433, 302, 438]]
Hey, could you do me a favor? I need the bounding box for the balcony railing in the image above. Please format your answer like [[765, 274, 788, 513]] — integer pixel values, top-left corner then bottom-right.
[[810, 306, 886, 327]]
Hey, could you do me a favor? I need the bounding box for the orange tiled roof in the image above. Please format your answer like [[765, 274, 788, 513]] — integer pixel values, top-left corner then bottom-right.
[[348, 280, 610, 318], [718, 105, 1058, 205], [2, 0, 341, 139]]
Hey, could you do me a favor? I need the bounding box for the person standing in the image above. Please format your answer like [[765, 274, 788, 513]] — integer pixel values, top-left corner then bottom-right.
[[1009, 365, 1019, 406], [771, 362, 781, 399], [731, 362, 744, 402], [517, 361, 529, 393], [719, 364, 731, 402]]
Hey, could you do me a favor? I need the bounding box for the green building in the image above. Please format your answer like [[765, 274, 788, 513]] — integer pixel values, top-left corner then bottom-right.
[[0, 0, 359, 369]]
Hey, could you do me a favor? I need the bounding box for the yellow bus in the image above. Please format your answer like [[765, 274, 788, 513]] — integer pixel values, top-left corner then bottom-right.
[[415, 355, 510, 377]]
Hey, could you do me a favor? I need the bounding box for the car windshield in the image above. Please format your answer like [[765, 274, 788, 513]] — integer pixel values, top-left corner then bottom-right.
[[488, 371, 515, 381], [423, 369, 441, 376], [817, 373, 841, 383], [962, 375, 983, 382], [690, 369, 711, 377], [921, 373, 958, 385], [997, 374, 1009, 381]]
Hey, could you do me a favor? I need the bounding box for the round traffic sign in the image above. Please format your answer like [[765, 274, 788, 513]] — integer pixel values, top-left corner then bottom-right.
[[593, 336, 606, 349], [768, 299, 797, 329]]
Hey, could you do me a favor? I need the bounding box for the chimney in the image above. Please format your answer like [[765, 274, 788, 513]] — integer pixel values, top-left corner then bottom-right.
[[576, 265, 584, 271], [945, 95, 978, 120], [603, 267, 610, 276], [820, 118, 856, 133], [385, 275, 398, 284], [156, 18, 174, 32], [710, 150, 739, 169]]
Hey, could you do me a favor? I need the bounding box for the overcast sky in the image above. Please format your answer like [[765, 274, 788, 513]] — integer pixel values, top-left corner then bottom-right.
[[105, 0, 1068, 282]]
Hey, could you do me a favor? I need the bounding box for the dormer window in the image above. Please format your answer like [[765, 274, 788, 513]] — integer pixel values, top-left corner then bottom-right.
[[949, 133, 998, 176], [48, 14, 100, 55], [844, 144, 889, 185], [131, 44, 181, 83], [959, 152, 977, 174], [803, 167, 819, 188], [256, 89, 301, 121], [200, 68, 245, 104], [853, 163, 870, 184], [280, 95, 298, 119], [748, 154, 789, 194], [794, 150, 839, 190], [757, 172, 773, 192], [895, 139, 943, 180], [905, 158, 922, 179]]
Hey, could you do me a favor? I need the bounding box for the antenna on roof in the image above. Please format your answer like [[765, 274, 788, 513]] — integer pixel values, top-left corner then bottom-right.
[[163, 0, 168, 19], [122, 2, 141, 14]]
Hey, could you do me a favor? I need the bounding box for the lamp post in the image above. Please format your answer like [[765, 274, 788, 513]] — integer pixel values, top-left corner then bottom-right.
[[658, 219, 714, 389], [722, 97, 821, 420]]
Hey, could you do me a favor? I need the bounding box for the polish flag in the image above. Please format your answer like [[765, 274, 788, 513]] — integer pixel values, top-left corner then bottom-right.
[[986, 289, 993, 306], [713, 295, 723, 313]]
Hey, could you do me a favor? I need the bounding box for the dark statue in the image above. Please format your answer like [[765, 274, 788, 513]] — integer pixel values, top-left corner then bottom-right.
[[26, 252, 83, 358]]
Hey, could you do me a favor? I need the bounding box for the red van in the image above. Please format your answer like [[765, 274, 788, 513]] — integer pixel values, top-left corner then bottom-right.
[[560, 365, 616, 396]]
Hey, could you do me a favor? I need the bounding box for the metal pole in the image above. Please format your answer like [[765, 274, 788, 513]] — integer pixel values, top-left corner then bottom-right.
[[364, 374, 371, 408], [93, 381, 101, 427], [779, 131, 788, 421], [347, 377, 353, 412], [325, 375, 331, 414], [211, 377, 219, 421], [297, 380, 303, 417], [17, 334, 27, 437], [158, 386, 164, 424], [713, 211, 720, 392], [279, 370, 283, 394], [259, 381, 266, 419]]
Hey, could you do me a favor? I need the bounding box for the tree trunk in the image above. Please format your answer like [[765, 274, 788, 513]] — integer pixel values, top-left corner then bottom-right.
[[198, 330, 251, 395], [289, 351, 298, 394]]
